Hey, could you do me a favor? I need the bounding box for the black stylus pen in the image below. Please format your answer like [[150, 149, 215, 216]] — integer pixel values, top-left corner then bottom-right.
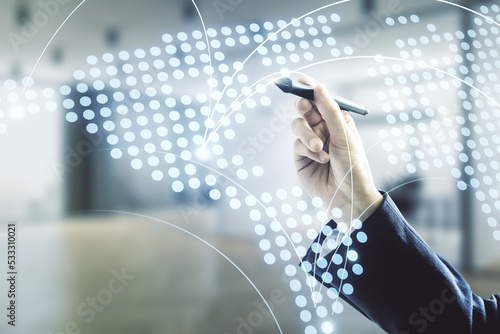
[[274, 77, 369, 116]]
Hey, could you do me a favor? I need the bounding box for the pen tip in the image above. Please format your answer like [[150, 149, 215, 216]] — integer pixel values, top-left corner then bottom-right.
[[274, 77, 292, 92]]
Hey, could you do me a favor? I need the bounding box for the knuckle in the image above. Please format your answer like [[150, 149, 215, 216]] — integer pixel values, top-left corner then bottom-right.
[[291, 117, 305, 130], [296, 98, 311, 113]]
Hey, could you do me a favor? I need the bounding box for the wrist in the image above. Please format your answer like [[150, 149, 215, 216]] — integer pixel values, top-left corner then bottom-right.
[[356, 189, 383, 221], [328, 188, 383, 224]]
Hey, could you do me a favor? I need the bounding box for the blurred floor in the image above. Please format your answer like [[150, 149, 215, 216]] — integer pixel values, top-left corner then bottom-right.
[[8, 209, 388, 334], [4, 209, 499, 334]]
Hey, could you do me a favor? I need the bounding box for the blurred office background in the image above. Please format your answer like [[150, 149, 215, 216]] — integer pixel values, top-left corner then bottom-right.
[[0, 0, 499, 333]]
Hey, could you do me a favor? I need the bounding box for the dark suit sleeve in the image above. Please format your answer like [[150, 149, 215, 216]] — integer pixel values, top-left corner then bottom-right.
[[301, 193, 500, 334]]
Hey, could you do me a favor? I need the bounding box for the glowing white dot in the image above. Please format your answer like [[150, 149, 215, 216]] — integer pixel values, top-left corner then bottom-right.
[[108, 148, 121, 159], [98, 108, 110, 118], [169, 167, 180, 178], [140, 129, 152, 140], [261, 192, 272, 203], [151, 170, 163, 181], [232, 155, 244, 166], [131, 159, 143, 170], [42, 88, 54, 98], [237, 169, 248, 180], [73, 70, 85, 80], [173, 70, 184, 79], [331, 207, 342, 218], [181, 150, 193, 161], [217, 158, 228, 169], [117, 51, 129, 60], [86, 123, 98, 134], [127, 146, 139, 156], [173, 124, 184, 134], [27, 104, 39, 114], [162, 33, 173, 43], [90, 68, 101, 78], [107, 135, 118, 145], [209, 189, 221, 200], [164, 153, 176, 164], [264, 253, 275, 265], [147, 156, 159, 167], [225, 186, 237, 197], [189, 178, 200, 189], [65, 112, 78, 122], [212, 144, 223, 155], [205, 175, 217, 186], [300, 310, 312, 322], [134, 48, 146, 58], [251, 166, 264, 177], [172, 181, 184, 192], [86, 55, 98, 65], [229, 198, 241, 209], [289, 219, 299, 229]]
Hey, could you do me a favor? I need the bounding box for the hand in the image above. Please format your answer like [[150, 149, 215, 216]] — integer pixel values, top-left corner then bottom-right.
[[291, 77, 383, 229]]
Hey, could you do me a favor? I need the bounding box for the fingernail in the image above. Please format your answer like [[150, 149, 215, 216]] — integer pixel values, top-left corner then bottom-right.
[[319, 152, 329, 162], [309, 138, 321, 151]]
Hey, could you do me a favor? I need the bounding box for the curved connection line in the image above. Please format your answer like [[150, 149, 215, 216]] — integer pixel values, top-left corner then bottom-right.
[[22, 0, 87, 96], [205, 0, 500, 142], [204, 54, 500, 149], [311, 106, 460, 303], [183, 156, 320, 297], [206, 68, 312, 145], [201, 53, 500, 304], [206, 71, 296, 141], [326, 99, 356, 311], [309, 109, 356, 309], [202, 67, 354, 309], [202, 0, 351, 148], [191, 0, 214, 123], [75, 146, 318, 297], [310, 164, 358, 304], [308, 158, 500, 312], [205, 0, 500, 147], [308, 92, 355, 307], [206, 69, 309, 141], [349, 175, 493, 242], [77, 54, 498, 311], [324, 176, 475, 314], [287, 55, 500, 307], [437, 0, 500, 28], [68, 209, 284, 334], [312, 109, 470, 306], [35, 0, 500, 321], [66, 58, 497, 312]]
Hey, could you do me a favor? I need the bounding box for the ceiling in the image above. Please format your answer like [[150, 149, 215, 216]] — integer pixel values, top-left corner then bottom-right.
[[0, 0, 443, 82]]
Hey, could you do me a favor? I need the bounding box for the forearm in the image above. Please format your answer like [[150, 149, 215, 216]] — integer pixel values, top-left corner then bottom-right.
[[301, 193, 499, 333]]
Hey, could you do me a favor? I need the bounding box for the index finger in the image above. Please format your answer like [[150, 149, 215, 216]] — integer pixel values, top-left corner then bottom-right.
[[294, 77, 323, 127], [314, 83, 352, 137]]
